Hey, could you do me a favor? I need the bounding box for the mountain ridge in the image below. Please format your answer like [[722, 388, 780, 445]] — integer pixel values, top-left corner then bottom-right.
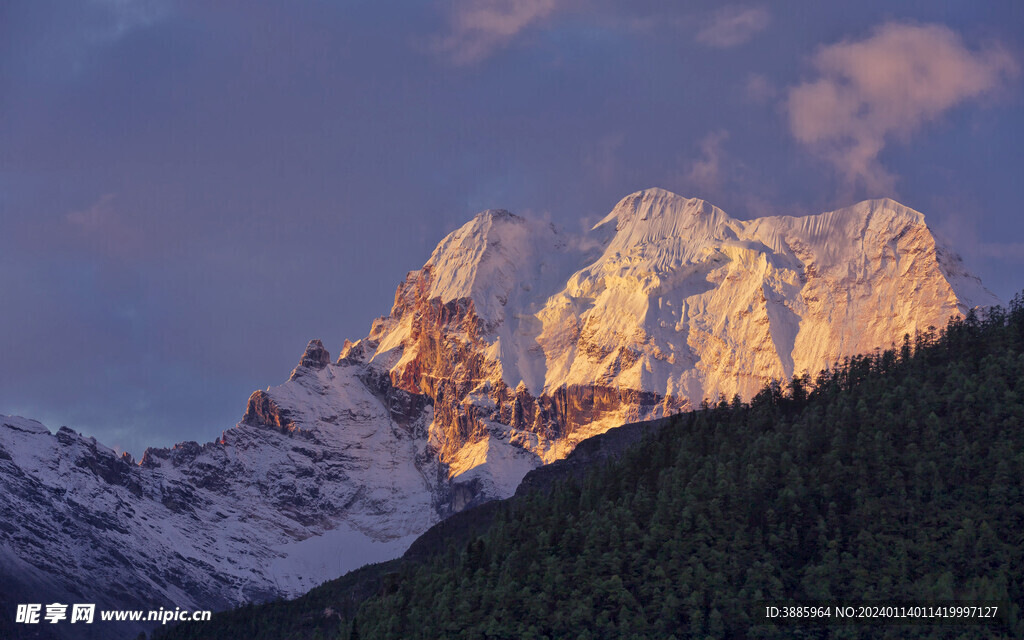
[[0, 189, 999, 638], [152, 300, 1024, 640]]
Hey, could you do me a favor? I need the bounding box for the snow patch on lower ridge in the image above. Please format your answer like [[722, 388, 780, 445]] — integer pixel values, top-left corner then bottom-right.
[[0, 190, 1002, 638]]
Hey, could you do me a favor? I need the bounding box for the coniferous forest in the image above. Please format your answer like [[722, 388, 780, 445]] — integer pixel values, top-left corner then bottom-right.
[[158, 296, 1024, 640]]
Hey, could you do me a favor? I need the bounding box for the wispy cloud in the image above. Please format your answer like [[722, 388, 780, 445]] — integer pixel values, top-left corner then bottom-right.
[[434, 0, 564, 65], [786, 22, 1018, 194], [744, 73, 776, 104], [696, 6, 770, 48], [684, 130, 730, 196], [432, 3, 766, 64], [88, 0, 169, 43], [935, 212, 1024, 264]]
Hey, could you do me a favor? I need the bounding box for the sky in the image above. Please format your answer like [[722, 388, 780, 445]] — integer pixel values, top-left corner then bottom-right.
[[2, 1, 1022, 456]]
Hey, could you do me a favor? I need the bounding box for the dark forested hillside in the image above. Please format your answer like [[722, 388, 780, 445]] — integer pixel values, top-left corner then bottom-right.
[[159, 297, 1024, 640]]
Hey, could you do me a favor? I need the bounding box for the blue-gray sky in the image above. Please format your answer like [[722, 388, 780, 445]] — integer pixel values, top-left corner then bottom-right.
[[2, 1, 1022, 456]]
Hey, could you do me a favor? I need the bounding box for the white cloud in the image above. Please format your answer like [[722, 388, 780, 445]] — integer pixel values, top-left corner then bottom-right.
[[696, 6, 770, 48], [434, 0, 563, 65], [786, 22, 1018, 193]]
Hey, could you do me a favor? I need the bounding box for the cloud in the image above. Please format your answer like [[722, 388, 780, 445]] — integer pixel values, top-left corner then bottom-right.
[[935, 213, 1024, 264], [434, 0, 563, 65], [978, 241, 1024, 262], [89, 0, 168, 41], [432, 3, 768, 63], [786, 22, 1018, 193], [696, 6, 770, 48], [684, 130, 729, 195], [744, 73, 776, 104]]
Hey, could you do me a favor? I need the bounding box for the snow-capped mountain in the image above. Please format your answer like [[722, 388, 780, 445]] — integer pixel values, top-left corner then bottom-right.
[[0, 189, 998, 636], [350, 189, 996, 492]]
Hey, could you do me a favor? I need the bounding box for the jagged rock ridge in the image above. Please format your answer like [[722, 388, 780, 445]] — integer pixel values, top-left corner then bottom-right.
[[0, 189, 998, 638]]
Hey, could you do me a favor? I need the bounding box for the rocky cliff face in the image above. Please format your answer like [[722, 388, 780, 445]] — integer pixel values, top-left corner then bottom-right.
[[0, 189, 998, 636]]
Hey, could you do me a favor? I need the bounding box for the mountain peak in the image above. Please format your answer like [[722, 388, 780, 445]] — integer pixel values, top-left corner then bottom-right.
[[291, 339, 330, 379], [595, 188, 730, 233], [1, 415, 49, 435], [472, 208, 521, 224], [418, 206, 553, 325], [846, 197, 926, 223]]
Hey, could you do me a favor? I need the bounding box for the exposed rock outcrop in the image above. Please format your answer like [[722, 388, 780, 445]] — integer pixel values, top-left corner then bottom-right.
[[297, 339, 331, 371]]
